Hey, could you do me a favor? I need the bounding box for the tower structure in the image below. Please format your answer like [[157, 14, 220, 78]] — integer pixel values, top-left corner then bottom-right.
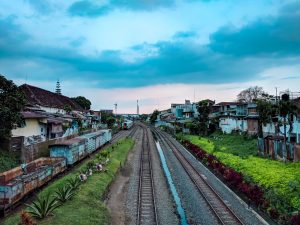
[[55, 80, 61, 95], [137, 99, 139, 115], [114, 103, 118, 115]]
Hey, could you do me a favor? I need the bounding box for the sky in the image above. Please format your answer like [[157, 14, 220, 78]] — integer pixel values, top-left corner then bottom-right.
[[1, 0, 300, 113]]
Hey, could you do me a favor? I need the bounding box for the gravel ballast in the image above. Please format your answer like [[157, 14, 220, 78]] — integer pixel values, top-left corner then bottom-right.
[[125, 124, 179, 225]]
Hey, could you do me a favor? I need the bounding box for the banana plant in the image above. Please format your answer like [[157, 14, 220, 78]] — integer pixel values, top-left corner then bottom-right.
[[26, 194, 59, 219], [54, 185, 76, 203]]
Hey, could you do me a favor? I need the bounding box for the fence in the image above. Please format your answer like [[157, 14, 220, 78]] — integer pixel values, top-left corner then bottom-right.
[[257, 137, 298, 162]]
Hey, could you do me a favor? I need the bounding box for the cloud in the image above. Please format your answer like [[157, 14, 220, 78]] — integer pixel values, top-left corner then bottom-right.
[[25, 0, 53, 14], [68, 1, 112, 17], [68, 0, 214, 17], [209, 1, 300, 56], [1, 1, 300, 90]]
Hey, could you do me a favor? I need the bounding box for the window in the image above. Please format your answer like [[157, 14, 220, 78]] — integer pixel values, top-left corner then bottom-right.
[[41, 127, 44, 133]]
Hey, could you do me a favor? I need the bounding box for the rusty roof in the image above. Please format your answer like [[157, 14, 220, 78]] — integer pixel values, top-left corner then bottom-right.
[[20, 84, 83, 111]]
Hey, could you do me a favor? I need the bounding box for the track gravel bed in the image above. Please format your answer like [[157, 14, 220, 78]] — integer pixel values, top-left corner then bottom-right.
[[125, 123, 179, 225], [147, 128, 180, 225], [156, 130, 220, 225]]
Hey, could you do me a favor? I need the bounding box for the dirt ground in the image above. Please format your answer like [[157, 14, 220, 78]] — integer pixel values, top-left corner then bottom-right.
[[105, 133, 138, 225]]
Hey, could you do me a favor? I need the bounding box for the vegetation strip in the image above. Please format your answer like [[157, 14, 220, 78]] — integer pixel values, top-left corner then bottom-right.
[[3, 138, 134, 225], [180, 133, 300, 225]]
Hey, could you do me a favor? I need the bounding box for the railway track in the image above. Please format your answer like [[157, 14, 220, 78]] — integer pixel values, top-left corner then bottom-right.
[[128, 125, 139, 138], [137, 126, 158, 225], [111, 124, 138, 143], [154, 129, 245, 225]]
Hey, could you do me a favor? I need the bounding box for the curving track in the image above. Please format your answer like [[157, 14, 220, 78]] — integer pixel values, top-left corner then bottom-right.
[[154, 128, 245, 225], [137, 125, 158, 225]]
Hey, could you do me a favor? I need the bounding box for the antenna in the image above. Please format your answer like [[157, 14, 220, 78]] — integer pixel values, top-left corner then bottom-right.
[[56, 79, 61, 95]]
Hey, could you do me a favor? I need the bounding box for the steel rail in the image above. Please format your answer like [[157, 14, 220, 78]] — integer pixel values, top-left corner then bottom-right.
[[154, 129, 245, 225], [137, 126, 158, 225]]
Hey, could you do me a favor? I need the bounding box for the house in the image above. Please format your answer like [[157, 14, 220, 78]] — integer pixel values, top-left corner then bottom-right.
[[10, 84, 88, 145], [11, 112, 48, 144], [258, 95, 300, 161], [245, 103, 259, 135], [20, 84, 83, 114], [214, 102, 258, 135], [171, 100, 199, 120], [215, 102, 241, 134]]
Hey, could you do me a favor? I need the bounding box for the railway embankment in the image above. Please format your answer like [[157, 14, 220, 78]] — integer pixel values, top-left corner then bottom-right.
[[181, 133, 300, 225], [3, 138, 134, 225]]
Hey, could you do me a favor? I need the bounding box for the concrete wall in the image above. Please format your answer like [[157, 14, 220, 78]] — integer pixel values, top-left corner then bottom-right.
[[219, 117, 237, 134], [24, 134, 77, 162], [263, 123, 276, 136], [12, 119, 44, 137]]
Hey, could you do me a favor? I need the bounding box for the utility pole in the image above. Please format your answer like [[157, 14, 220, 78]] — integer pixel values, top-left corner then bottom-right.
[[137, 99, 139, 115]]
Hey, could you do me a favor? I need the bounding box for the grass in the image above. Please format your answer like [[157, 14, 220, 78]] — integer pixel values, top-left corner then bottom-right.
[[183, 133, 300, 215], [0, 150, 19, 173], [3, 138, 134, 225], [182, 131, 257, 157]]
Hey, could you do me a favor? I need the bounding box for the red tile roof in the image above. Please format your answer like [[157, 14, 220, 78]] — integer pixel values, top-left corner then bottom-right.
[[20, 84, 83, 111]]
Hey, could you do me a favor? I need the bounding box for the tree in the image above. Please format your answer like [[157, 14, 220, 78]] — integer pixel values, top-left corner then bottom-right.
[[237, 86, 267, 103], [277, 94, 299, 161], [140, 114, 148, 121], [100, 112, 115, 129], [0, 75, 25, 141], [256, 99, 277, 138], [197, 100, 214, 135], [71, 96, 91, 110], [150, 110, 159, 124], [106, 116, 116, 129], [64, 105, 72, 114]]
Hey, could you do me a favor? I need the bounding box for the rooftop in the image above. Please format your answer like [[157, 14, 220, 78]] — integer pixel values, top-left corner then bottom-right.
[[20, 84, 83, 111]]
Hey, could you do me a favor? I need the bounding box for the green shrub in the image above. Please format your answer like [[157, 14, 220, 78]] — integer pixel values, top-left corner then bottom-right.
[[67, 177, 81, 191], [54, 185, 76, 203], [26, 194, 59, 219]]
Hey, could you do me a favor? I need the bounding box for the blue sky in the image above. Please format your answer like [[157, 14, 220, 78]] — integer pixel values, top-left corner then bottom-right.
[[1, 0, 300, 113]]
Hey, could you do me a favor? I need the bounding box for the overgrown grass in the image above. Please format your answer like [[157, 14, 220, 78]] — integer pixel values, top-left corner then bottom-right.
[[3, 138, 134, 225], [183, 133, 300, 215], [182, 131, 257, 157], [0, 150, 19, 173]]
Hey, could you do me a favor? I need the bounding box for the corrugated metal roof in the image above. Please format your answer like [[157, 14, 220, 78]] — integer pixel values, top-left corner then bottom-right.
[[21, 111, 48, 119], [50, 137, 85, 146]]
